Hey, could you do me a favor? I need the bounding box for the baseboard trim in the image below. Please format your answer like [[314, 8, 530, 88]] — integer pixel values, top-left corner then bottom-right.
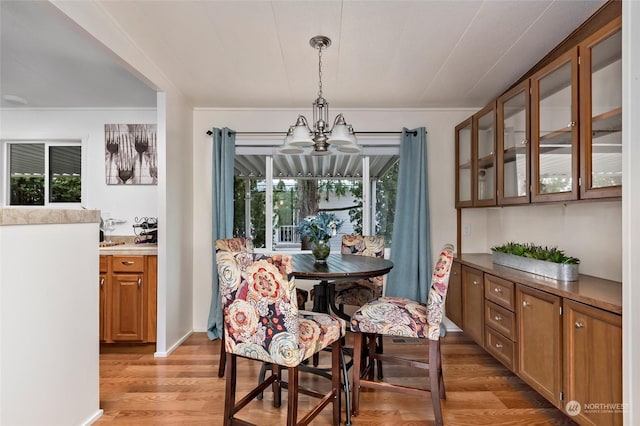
[[154, 330, 193, 357], [81, 409, 104, 425]]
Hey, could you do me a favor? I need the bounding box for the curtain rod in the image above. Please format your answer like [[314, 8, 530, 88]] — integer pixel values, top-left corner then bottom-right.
[[205, 130, 418, 136]]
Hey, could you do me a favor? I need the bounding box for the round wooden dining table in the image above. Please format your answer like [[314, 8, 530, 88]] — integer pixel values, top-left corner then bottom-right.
[[292, 253, 394, 320]]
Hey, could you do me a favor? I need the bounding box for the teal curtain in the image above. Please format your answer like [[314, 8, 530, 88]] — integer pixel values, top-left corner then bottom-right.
[[207, 127, 236, 339], [386, 127, 431, 303]]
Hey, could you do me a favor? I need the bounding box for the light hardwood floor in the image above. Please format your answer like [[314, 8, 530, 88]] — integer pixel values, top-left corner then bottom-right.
[[97, 332, 576, 425]]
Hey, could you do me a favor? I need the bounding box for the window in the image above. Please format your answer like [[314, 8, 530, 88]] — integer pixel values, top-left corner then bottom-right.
[[5, 141, 82, 206], [232, 138, 400, 251]]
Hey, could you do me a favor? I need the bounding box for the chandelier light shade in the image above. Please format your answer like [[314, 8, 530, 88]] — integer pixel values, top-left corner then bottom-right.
[[280, 35, 359, 156]]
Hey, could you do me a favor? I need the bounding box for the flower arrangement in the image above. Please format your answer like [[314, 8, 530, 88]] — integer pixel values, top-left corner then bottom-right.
[[296, 212, 343, 243]]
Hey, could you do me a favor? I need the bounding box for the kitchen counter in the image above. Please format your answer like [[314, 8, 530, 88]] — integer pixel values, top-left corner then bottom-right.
[[99, 243, 157, 256]]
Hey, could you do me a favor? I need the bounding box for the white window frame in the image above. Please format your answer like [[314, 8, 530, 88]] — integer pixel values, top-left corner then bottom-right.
[[234, 136, 400, 252], [1, 139, 84, 207]]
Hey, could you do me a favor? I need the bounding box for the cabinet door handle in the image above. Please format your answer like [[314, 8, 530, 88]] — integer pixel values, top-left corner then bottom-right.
[[121, 261, 135, 265], [494, 314, 502, 322], [473, 279, 480, 286], [575, 321, 585, 329], [100, 278, 105, 287], [452, 271, 457, 275], [493, 287, 503, 294], [522, 300, 530, 308], [137, 277, 142, 288], [495, 342, 503, 349], [567, 121, 576, 127], [521, 139, 528, 145]]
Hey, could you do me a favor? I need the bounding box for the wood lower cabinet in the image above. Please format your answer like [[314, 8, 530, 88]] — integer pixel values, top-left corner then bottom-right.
[[462, 265, 484, 346], [456, 255, 622, 426], [564, 300, 622, 426], [100, 254, 157, 343], [516, 284, 562, 407], [445, 261, 462, 327]]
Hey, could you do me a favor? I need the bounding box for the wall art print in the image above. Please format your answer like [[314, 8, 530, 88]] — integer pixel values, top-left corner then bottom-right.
[[105, 123, 157, 185]]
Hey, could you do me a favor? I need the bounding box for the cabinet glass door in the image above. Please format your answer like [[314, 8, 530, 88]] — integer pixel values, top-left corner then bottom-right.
[[580, 19, 622, 199], [474, 103, 496, 206], [455, 118, 473, 207], [498, 81, 530, 205], [532, 48, 579, 202]]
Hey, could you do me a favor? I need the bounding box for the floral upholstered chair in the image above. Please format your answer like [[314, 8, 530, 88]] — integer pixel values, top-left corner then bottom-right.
[[350, 244, 455, 426], [215, 237, 254, 378], [334, 235, 386, 310], [218, 251, 344, 426]]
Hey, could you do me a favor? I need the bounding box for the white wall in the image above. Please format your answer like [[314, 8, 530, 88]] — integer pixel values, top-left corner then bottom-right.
[[0, 108, 157, 236], [460, 200, 622, 281], [51, 1, 196, 356], [0, 220, 100, 426], [622, 1, 640, 422], [191, 107, 473, 331]]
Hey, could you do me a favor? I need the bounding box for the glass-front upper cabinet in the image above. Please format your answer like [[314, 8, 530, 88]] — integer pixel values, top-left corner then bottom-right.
[[497, 80, 530, 205], [455, 118, 473, 208], [473, 103, 497, 206], [531, 48, 579, 202], [579, 17, 622, 199]]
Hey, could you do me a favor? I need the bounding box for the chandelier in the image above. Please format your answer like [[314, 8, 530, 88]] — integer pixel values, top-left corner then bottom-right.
[[280, 35, 359, 156]]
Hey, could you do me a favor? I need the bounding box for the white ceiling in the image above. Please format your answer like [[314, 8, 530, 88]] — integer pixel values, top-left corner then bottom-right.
[[0, 0, 608, 110]]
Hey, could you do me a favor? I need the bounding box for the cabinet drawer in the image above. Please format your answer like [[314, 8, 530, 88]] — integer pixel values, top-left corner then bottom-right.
[[485, 274, 515, 310], [112, 256, 145, 273], [485, 301, 516, 341], [485, 327, 516, 370], [99, 256, 108, 273]]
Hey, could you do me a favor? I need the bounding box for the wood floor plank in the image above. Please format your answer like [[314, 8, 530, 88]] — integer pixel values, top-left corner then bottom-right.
[[97, 332, 575, 425]]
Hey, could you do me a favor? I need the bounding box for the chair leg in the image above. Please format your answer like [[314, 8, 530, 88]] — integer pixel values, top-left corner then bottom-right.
[[218, 334, 226, 378], [340, 348, 352, 426], [429, 340, 444, 426], [376, 335, 384, 379], [257, 362, 272, 400], [272, 364, 282, 408], [351, 332, 363, 417], [367, 334, 376, 380], [223, 354, 237, 426], [332, 340, 341, 426], [286, 366, 299, 426]]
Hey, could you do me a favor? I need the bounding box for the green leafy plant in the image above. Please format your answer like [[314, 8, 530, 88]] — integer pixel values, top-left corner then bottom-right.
[[491, 242, 580, 264]]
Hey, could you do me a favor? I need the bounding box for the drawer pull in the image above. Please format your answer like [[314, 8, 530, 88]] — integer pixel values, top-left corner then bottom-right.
[[138, 277, 142, 288], [473, 279, 480, 286], [493, 287, 503, 294], [494, 314, 502, 322], [121, 261, 135, 265], [522, 300, 530, 308], [495, 342, 503, 349], [575, 321, 585, 329]]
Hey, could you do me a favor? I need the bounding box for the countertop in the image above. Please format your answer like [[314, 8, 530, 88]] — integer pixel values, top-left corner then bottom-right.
[[99, 243, 157, 256], [0, 207, 100, 225], [456, 253, 622, 315]]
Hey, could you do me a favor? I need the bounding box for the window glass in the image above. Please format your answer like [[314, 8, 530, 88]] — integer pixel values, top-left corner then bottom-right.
[[8, 142, 81, 206], [10, 144, 45, 205], [232, 151, 398, 251], [49, 146, 81, 203]]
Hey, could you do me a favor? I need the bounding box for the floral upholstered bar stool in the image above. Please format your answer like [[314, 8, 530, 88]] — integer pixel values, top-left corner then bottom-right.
[[215, 237, 254, 378], [350, 244, 454, 426], [218, 251, 344, 425]]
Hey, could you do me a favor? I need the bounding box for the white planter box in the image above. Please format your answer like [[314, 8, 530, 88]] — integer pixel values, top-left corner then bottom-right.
[[491, 251, 579, 281]]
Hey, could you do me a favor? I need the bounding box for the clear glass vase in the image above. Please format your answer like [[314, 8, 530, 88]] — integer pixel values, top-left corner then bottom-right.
[[312, 239, 331, 263]]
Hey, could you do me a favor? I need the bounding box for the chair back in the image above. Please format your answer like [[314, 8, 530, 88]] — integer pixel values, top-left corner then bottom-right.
[[215, 237, 254, 253], [341, 235, 385, 258], [217, 252, 305, 366], [426, 244, 455, 340]]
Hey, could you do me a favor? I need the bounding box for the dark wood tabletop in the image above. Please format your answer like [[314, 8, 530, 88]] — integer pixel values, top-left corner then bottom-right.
[[292, 253, 394, 281]]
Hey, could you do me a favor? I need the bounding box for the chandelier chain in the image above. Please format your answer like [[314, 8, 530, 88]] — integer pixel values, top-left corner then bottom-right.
[[317, 45, 323, 99]]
